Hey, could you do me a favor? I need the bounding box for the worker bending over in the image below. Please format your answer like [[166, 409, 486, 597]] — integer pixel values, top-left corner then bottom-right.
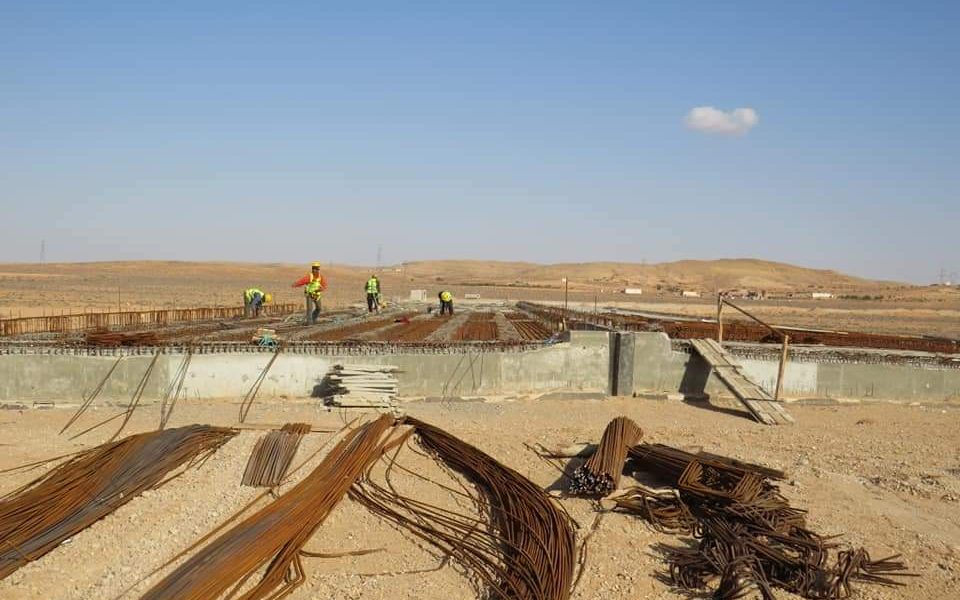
[[438, 290, 454, 316], [292, 262, 327, 324], [365, 275, 381, 313], [243, 288, 272, 318]]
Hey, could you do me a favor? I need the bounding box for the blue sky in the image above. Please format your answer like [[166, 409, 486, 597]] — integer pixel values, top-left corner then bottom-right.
[[1, 1, 957, 282]]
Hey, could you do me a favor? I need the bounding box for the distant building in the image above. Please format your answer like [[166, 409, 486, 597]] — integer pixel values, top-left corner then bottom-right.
[[811, 292, 835, 299], [409, 289, 427, 301], [464, 293, 481, 300], [681, 290, 701, 298], [623, 288, 643, 295]]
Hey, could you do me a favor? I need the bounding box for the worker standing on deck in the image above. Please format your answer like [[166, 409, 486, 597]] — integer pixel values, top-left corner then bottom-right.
[[438, 290, 454, 316], [243, 288, 272, 318], [365, 275, 381, 313], [292, 262, 327, 324]]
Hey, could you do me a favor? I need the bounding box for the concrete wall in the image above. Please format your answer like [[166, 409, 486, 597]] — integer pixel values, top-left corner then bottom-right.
[[0, 331, 612, 404], [625, 332, 960, 403], [2, 331, 959, 405]]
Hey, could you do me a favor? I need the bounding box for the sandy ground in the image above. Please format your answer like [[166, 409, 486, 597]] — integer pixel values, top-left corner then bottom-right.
[[1, 397, 958, 599]]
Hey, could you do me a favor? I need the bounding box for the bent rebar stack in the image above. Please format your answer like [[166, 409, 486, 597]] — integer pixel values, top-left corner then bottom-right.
[[353, 417, 577, 600], [613, 443, 914, 599], [0, 425, 236, 580]]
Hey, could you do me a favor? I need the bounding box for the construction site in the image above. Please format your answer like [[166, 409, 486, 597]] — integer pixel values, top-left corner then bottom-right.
[[1, 261, 958, 600], [7, 1, 960, 596]]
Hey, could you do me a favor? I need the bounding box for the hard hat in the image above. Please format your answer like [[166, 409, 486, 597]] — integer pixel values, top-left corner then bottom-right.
[[311, 262, 321, 268], [264, 293, 273, 304]]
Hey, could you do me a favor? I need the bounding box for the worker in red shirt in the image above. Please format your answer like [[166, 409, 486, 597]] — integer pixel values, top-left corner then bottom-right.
[[292, 262, 327, 324]]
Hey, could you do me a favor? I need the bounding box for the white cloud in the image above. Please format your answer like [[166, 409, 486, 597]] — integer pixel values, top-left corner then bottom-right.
[[684, 106, 759, 136]]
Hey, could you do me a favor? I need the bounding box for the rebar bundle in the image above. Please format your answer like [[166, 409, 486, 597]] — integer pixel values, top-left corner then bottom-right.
[[85, 330, 161, 347], [240, 423, 311, 487], [141, 415, 404, 600], [352, 417, 577, 600], [612, 446, 915, 599], [0, 425, 236, 580], [569, 416, 643, 496], [628, 443, 787, 484]]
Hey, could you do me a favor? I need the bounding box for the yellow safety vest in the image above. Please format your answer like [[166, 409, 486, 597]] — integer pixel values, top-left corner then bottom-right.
[[440, 291, 452, 302], [244, 288, 263, 303], [305, 274, 323, 299], [366, 278, 379, 294]]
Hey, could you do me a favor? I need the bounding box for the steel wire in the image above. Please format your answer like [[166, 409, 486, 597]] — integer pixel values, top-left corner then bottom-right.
[[351, 417, 577, 600]]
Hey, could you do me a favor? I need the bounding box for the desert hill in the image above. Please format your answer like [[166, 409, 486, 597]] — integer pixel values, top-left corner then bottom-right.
[[398, 258, 890, 292]]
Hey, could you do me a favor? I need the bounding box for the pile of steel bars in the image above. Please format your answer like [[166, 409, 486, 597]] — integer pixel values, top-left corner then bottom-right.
[[241, 422, 311, 487], [141, 415, 405, 600], [0, 425, 236, 580], [352, 416, 577, 600], [85, 330, 161, 347], [628, 442, 786, 483], [610, 441, 914, 599], [569, 416, 643, 496]]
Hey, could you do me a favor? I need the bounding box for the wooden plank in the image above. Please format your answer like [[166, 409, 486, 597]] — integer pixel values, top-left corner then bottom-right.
[[689, 339, 793, 425]]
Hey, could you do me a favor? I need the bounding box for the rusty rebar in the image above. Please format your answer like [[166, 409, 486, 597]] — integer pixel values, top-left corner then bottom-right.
[[351, 416, 578, 600], [569, 416, 643, 496], [0, 425, 236, 580], [613, 445, 915, 599], [241, 423, 311, 487], [140, 415, 405, 600]]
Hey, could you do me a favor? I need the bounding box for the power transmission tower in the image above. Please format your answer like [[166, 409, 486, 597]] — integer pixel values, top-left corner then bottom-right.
[[40, 239, 46, 264]]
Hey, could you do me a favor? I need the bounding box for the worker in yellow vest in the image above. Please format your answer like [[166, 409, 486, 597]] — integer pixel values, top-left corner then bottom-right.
[[243, 288, 272, 318], [438, 290, 454, 316], [292, 262, 327, 324], [365, 275, 381, 313]]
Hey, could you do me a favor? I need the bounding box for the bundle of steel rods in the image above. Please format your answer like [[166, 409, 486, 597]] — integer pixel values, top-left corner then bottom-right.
[[84, 330, 161, 347], [611, 445, 914, 599], [352, 416, 577, 600], [240, 422, 311, 487], [628, 442, 787, 484], [0, 425, 236, 580], [569, 416, 643, 496], [141, 415, 404, 600]]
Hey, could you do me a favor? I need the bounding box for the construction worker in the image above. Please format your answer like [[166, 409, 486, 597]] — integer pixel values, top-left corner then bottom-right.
[[292, 262, 327, 324], [365, 275, 381, 313], [438, 290, 454, 316], [243, 288, 272, 318]]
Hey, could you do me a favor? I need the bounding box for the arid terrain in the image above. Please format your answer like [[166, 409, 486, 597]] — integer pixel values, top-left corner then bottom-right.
[[1, 260, 958, 338], [0, 397, 957, 600], [2, 259, 959, 599]]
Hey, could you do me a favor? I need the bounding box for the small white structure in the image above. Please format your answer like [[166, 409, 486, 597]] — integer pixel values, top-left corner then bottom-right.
[[811, 292, 835, 299], [623, 288, 643, 295], [409, 289, 427, 302], [464, 293, 481, 300], [681, 290, 701, 298]]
